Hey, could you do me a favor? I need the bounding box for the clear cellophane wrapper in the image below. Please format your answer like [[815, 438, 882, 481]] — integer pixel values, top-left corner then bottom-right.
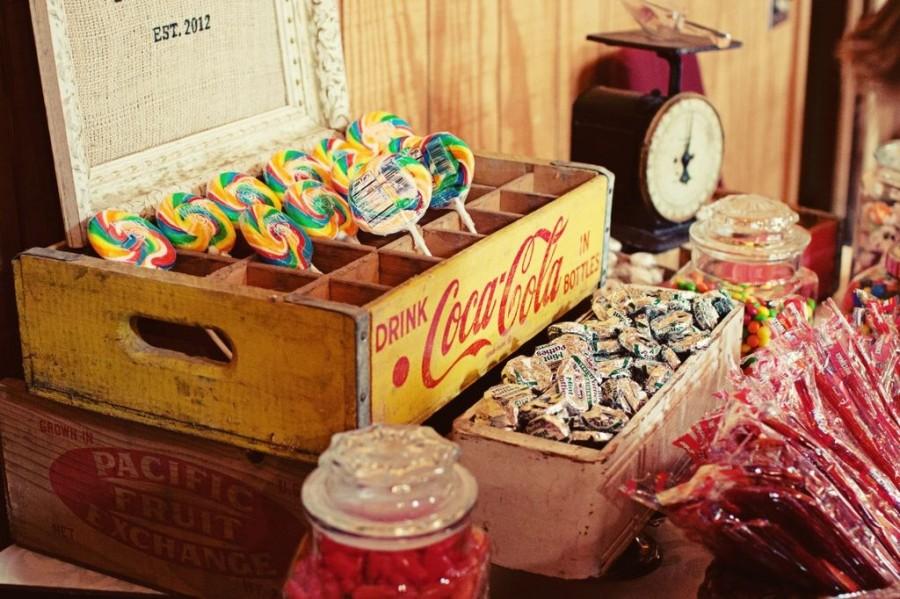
[[624, 295, 900, 596]]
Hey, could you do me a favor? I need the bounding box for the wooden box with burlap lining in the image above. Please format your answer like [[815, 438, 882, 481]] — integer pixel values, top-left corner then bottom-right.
[[16, 0, 613, 460]]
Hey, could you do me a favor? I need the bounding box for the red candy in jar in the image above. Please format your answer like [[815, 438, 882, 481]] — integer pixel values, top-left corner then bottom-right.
[[670, 195, 818, 363], [283, 425, 489, 599]]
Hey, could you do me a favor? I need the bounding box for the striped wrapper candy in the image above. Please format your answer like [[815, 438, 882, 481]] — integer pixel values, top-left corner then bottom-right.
[[239, 203, 316, 270], [331, 147, 373, 199], [87, 209, 176, 269], [283, 180, 358, 242], [311, 137, 347, 171], [264, 150, 331, 197], [156, 192, 236, 255], [345, 111, 414, 154], [417, 132, 475, 209], [347, 151, 433, 255], [207, 172, 282, 222]]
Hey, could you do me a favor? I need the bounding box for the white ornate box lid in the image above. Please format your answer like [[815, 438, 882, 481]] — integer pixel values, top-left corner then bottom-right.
[[30, 0, 349, 246]]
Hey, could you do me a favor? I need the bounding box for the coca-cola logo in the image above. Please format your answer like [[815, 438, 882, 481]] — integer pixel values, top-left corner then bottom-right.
[[49, 448, 304, 580], [374, 216, 601, 390]]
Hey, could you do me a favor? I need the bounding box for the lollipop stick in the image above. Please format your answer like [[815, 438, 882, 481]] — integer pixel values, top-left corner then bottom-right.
[[338, 233, 361, 245], [453, 199, 478, 235], [308, 263, 323, 274], [407, 225, 432, 257], [206, 329, 233, 361]]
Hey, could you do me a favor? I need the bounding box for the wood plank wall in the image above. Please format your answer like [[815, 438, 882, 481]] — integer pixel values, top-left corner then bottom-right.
[[342, 0, 811, 203]]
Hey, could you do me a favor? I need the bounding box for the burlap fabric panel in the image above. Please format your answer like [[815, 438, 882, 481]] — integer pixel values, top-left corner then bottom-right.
[[62, 0, 289, 166]]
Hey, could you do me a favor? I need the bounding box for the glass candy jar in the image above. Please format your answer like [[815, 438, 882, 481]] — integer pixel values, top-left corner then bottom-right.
[[283, 425, 489, 599], [671, 194, 818, 360], [852, 140, 900, 275], [844, 242, 900, 312]]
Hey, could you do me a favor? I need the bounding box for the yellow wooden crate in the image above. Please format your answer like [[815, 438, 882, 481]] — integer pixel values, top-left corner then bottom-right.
[[16, 156, 612, 460], [19, 0, 613, 460]]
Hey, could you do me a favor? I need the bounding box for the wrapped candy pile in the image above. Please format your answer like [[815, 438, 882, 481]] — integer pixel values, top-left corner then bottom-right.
[[476, 283, 735, 447], [626, 296, 900, 595]]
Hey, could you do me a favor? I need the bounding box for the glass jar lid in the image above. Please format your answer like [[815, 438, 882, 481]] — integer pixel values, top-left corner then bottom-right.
[[690, 194, 811, 263], [302, 424, 478, 541], [874, 139, 900, 190], [885, 243, 900, 280]]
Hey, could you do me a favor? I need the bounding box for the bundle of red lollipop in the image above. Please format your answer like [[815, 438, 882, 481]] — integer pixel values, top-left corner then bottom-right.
[[625, 293, 900, 596]]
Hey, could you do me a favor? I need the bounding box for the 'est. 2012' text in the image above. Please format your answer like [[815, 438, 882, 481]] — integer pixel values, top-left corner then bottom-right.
[[153, 15, 211, 43]]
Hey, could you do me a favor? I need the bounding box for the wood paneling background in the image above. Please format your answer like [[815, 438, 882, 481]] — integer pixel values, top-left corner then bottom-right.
[[342, 0, 811, 203]]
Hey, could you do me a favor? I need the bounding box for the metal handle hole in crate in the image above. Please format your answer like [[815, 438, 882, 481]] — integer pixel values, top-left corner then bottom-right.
[[130, 316, 234, 364]]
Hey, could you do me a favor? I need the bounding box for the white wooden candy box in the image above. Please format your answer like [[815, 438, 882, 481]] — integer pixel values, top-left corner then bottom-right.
[[16, 0, 613, 460], [452, 287, 742, 579]]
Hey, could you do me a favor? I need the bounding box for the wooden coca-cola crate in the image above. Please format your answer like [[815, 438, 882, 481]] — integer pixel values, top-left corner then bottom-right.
[[452, 289, 742, 579], [0, 379, 311, 598], [17, 0, 613, 460]]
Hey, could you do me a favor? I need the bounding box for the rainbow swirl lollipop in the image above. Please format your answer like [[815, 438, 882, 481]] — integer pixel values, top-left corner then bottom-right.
[[87, 209, 176, 269], [264, 150, 331, 197], [207, 172, 281, 222], [156, 192, 236, 255], [386, 134, 424, 156], [331, 147, 372, 199], [311, 137, 347, 170], [348, 151, 433, 255], [418, 132, 478, 234], [346, 111, 414, 154], [239, 203, 316, 270], [284, 180, 359, 242]]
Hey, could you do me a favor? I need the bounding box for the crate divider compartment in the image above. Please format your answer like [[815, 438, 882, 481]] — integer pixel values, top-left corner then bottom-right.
[[424, 209, 519, 235], [309, 238, 374, 273], [329, 251, 440, 288], [472, 155, 533, 187], [169, 250, 237, 276], [500, 164, 595, 196], [467, 184, 496, 201], [383, 227, 483, 258], [288, 276, 390, 306], [467, 189, 556, 215]]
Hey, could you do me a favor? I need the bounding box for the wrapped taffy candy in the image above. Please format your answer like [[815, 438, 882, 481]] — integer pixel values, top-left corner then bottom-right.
[[284, 425, 489, 599], [479, 282, 733, 448], [626, 298, 900, 596]]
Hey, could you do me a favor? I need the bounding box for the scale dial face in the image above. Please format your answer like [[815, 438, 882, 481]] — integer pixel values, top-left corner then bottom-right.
[[641, 93, 724, 223]]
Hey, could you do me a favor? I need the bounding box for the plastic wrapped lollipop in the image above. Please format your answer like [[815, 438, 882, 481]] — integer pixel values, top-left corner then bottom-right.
[[239, 203, 317, 271], [207, 172, 281, 222], [331, 146, 372, 199], [416, 132, 477, 234], [386, 134, 423, 155], [283, 180, 358, 242], [87, 209, 176, 269], [345, 111, 414, 154], [156, 192, 236, 255], [348, 151, 433, 256], [264, 150, 331, 197]]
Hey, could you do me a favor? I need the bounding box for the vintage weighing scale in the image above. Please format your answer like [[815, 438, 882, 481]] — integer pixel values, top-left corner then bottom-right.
[[571, 27, 741, 252]]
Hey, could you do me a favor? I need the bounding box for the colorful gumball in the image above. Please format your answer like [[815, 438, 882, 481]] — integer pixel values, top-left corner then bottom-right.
[[345, 111, 414, 154], [87, 209, 176, 269], [330, 147, 372, 199], [156, 192, 236, 255], [311, 137, 346, 170], [417, 132, 477, 234], [283, 180, 358, 242], [348, 151, 433, 255], [239, 203, 316, 270], [264, 150, 331, 196], [207, 172, 281, 222]]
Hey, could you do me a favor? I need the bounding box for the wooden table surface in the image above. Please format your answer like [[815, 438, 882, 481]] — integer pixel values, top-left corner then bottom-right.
[[0, 521, 711, 598]]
